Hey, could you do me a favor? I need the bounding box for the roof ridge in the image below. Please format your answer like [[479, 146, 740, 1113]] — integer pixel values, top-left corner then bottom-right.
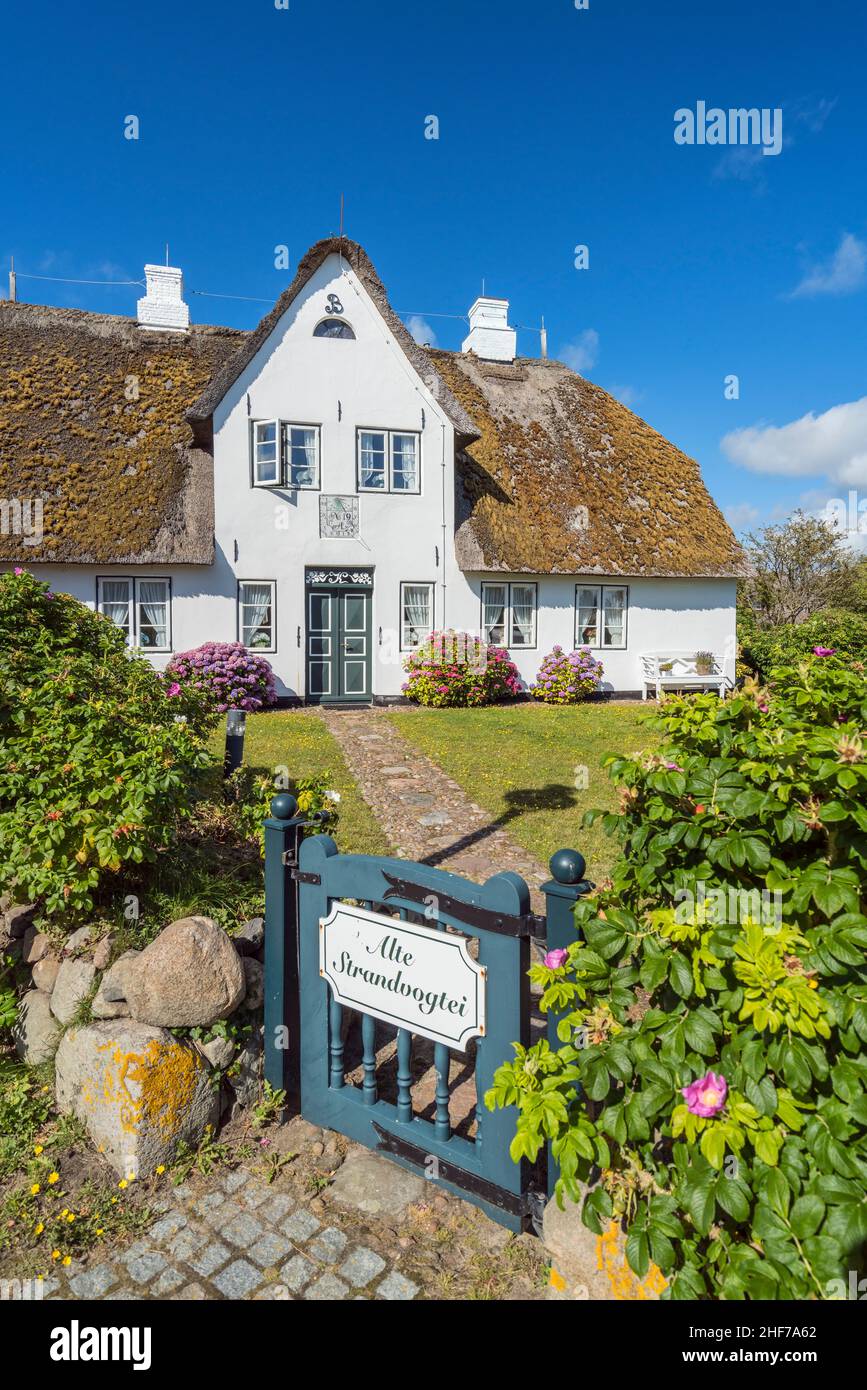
[[186, 237, 480, 441]]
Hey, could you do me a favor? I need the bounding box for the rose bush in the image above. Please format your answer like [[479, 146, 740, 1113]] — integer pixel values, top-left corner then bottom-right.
[[0, 570, 218, 922], [740, 609, 867, 681], [402, 630, 522, 707], [531, 646, 603, 703], [166, 641, 278, 713], [487, 655, 867, 1299]]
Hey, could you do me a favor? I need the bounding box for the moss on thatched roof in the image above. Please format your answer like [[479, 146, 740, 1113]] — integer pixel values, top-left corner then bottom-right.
[[0, 302, 242, 564], [428, 351, 744, 578]]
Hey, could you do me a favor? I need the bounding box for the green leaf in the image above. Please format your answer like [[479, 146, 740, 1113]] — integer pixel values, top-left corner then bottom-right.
[[700, 1126, 726, 1170], [625, 1228, 650, 1279], [669, 952, 693, 999], [789, 1194, 825, 1239]]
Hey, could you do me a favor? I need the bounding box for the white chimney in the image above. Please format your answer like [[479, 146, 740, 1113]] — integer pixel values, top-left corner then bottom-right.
[[137, 264, 190, 332], [461, 296, 516, 362]]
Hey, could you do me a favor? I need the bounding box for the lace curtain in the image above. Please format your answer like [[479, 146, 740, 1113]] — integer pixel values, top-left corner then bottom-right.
[[402, 584, 431, 646], [241, 584, 273, 647]]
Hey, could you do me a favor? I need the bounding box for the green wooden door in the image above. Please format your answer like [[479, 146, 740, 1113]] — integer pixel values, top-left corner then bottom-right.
[[306, 581, 372, 704]]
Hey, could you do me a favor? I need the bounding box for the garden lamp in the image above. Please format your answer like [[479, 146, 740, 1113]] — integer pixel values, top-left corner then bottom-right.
[[223, 708, 247, 779]]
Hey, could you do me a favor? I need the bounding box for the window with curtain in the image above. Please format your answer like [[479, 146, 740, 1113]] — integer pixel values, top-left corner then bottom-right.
[[285, 426, 319, 488], [253, 420, 279, 485], [358, 431, 387, 489], [357, 430, 421, 492], [482, 582, 537, 648], [482, 583, 508, 645], [602, 586, 626, 647], [392, 434, 419, 492], [575, 585, 628, 648], [136, 580, 170, 650], [97, 578, 133, 643], [239, 581, 275, 650], [400, 582, 433, 649], [510, 583, 537, 647]]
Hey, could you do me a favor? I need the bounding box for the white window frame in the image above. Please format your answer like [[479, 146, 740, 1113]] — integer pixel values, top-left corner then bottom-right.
[[238, 580, 277, 654], [252, 419, 280, 487], [574, 583, 629, 650], [96, 576, 133, 644], [481, 580, 537, 649], [135, 578, 172, 653], [357, 429, 421, 494], [400, 581, 435, 651], [283, 424, 321, 490], [97, 576, 172, 652]]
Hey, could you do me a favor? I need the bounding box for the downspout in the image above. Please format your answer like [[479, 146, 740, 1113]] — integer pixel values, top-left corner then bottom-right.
[[441, 419, 447, 631]]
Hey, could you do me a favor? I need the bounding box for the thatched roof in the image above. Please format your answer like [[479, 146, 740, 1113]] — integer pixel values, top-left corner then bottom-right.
[[0, 302, 242, 565], [428, 351, 744, 578], [0, 239, 742, 579], [188, 237, 480, 443]]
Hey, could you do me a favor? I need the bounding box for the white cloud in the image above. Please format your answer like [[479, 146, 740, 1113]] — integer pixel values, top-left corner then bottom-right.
[[559, 329, 599, 374], [721, 396, 867, 486], [405, 314, 437, 347], [723, 502, 760, 532], [608, 383, 642, 407], [788, 232, 867, 298]]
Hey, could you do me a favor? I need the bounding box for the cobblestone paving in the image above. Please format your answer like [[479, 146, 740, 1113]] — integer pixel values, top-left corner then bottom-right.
[[37, 1164, 423, 1302], [318, 706, 549, 910]]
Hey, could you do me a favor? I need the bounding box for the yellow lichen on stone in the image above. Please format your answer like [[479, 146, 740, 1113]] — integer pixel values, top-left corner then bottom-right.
[[93, 1036, 206, 1138], [595, 1220, 668, 1300]]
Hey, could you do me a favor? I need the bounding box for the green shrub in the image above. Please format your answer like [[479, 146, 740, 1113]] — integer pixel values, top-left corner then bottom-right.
[[487, 655, 867, 1299], [0, 570, 219, 923], [740, 609, 867, 680]]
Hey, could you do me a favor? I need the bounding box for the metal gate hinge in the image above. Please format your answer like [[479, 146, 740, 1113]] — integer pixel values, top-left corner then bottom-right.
[[291, 870, 321, 885]]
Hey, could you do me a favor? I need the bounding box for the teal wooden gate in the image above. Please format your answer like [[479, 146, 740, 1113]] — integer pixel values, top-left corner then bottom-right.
[[263, 793, 592, 1231]]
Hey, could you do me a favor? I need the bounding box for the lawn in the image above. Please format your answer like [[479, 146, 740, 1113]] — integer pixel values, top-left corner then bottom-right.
[[216, 708, 389, 858], [388, 702, 657, 880]]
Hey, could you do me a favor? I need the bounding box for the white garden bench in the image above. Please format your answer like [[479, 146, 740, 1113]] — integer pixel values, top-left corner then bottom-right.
[[641, 652, 728, 701]]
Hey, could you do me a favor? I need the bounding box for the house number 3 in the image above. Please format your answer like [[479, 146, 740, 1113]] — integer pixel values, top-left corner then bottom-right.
[[324, 293, 344, 315]]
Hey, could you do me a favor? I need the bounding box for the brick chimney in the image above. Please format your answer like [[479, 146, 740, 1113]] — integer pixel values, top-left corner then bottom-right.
[[461, 296, 516, 362], [137, 264, 190, 332]]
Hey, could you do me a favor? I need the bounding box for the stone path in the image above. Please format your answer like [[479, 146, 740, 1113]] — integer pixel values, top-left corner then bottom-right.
[[318, 706, 549, 909], [29, 1121, 545, 1302]]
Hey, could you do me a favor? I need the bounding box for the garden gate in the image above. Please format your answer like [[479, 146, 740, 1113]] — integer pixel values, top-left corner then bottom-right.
[[263, 793, 592, 1231]]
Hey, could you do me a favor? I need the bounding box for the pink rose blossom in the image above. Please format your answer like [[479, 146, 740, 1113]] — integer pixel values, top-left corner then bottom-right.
[[544, 948, 569, 969], [682, 1071, 727, 1118]]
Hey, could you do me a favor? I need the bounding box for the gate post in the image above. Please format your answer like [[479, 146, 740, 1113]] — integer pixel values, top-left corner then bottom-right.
[[264, 793, 301, 1114], [542, 848, 594, 1199]]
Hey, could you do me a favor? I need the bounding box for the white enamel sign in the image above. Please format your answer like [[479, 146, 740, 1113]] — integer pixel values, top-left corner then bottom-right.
[[319, 902, 486, 1051]]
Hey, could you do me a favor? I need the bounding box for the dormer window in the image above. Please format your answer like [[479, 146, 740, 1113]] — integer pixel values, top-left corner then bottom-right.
[[313, 319, 355, 339]]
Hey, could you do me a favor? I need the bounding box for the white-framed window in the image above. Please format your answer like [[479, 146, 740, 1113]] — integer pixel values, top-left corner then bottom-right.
[[357, 429, 421, 493], [481, 581, 537, 648], [238, 580, 276, 651], [252, 420, 279, 486], [97, 577, 171, 651], [391, 433, 419, 492], [284, 425, 320, 489], [575, 584, 628, 649], [96, 577, 133, 643], [400, 582, 434, 650]]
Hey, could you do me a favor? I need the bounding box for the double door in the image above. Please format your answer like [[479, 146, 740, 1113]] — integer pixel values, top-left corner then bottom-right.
[[306, 581, 372, 704]]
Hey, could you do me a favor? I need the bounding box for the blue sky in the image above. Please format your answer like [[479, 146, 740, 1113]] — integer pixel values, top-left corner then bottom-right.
[[3, 0, 865, 541]]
